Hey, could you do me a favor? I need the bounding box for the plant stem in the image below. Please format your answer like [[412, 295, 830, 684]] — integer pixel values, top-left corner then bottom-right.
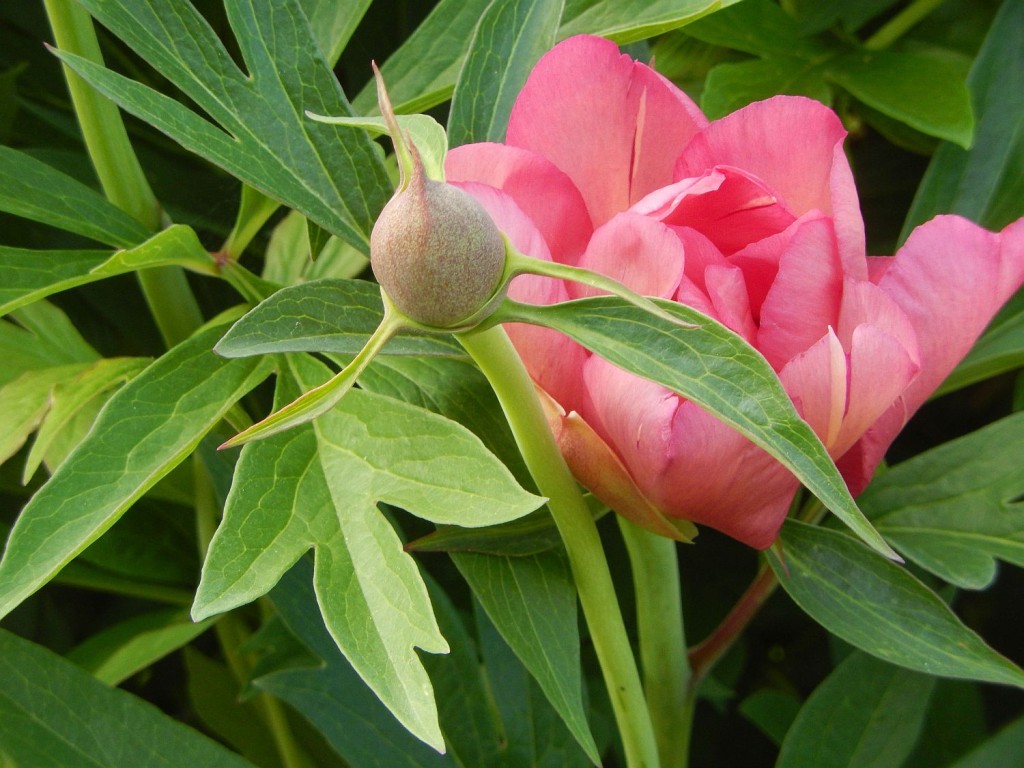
[[864, 0, 944, 50], [458, 325, 660, 768], [618, 518, 691, 768], [44, 0, 203, 347]]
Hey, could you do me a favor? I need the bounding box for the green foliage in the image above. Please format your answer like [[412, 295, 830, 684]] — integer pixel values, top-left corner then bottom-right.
[[1, 1, 1021, 766]]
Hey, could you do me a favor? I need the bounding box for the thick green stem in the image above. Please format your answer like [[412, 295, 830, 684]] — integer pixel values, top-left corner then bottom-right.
[[458, 325, 659, 768], [618, 518, 692, 768], [45, 0, 203, 347], [864, 0, 944, 50]]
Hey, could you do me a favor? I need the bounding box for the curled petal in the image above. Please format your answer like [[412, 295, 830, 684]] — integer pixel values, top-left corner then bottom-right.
[[446, 142, 592, 264], [507, 35, 706, 227]]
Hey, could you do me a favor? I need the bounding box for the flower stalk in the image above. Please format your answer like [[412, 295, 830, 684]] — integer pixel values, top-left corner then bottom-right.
[[458, 325, 661, 768]]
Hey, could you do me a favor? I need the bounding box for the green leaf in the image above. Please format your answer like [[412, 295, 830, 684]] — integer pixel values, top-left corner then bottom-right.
[[0, 225, 216, 316], [492, 297, 894, 558], [701, 56, 831, 120], [768, 520, 1024, 687], [66, 608, 215, 686], [559, 0, 738, 44], [0, 325, 273, 621], [257, 559, 454, 766], [305, 112, 448, 181], [296, 0, 372, 65], [195, 355, 541, 748], [62, 0, 390, 251], [448, 0, 564, 146], [0, 629, 257, 768], [264, 209, 370, 285], [0, 303, 97, 387], [452, 551, 601, 764], [737, 689, 801, 747], [474, 602, 593, 768], [22, 357, 148, 482], [674, 0, 825, 58], [214, 278, 464, 358], [0, 145, 150, 247], [826, 50, 974, 148], [949, 717, 1024, 768], [858, 412, 1024, 590], [777, 652, 934, 768], [0, 363, 93, 465], [352, 0, 493, 115], [903, 0, 1024, 236]]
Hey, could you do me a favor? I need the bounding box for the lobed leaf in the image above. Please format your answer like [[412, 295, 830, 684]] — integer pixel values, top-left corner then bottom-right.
[[859, 412, 1024, 589], [768, 520, 1024, 687], [64, 0, 390, 251], [491, 296, 894, 558], [0, 325, 273, 621]]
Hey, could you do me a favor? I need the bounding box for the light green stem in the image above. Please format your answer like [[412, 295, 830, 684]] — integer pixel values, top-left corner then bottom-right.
[[864, 0, 944, 50], [458, 325, 660, 768], [618, 518, 692, 768], [45, 0, 203, 347]]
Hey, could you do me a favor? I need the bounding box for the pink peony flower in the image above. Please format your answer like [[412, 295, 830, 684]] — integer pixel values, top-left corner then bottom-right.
[[446, 35, 1024, 549]]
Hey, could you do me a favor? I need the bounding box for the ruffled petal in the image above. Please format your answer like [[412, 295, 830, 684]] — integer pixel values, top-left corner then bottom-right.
[[572, 213, 685, 300], [756, 215, 843, 370], [507, 35, 706, 227], [446, 142, 592, 264], [676, 96, 866, 277]]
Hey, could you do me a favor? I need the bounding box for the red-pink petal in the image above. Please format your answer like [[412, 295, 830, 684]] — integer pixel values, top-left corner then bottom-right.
[[572, 213, 684, 300], [506, 35, 706, 227], [705, 264, 756, 343], [446, 142, 592, 264], [676, 96, 866, 277], [757, 215, 843, 370]]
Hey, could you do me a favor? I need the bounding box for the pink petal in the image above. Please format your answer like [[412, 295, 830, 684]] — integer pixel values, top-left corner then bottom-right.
[[506, 35, 706, 228], [832, 324, 919, 457], [676, 96, 866, 277], [756, 215, 843, 370], [836, 278, 919, 367], [446, 142, 592, 265], [779, 329, 848, 449], [581, 356, 798, 549], [652, 166, 797, 255], [705, 264, 756, 344], [572, 213, 685, 300]]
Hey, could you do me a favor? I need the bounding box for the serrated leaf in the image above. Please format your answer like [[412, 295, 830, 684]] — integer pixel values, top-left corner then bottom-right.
[[903, 0, 1024, 236], [0, 629, 257, 768], [559, 0, 735, 44], [195, 354, 541, 748], [768, 520, 1024, 687], [492, 297, 894, 558], [0, 225, 216, 316], [826, 50, 974, 148], [257, 559, 454, 767], [701, 56, 831, 120], [777, 652, 934, 768], [67, 608, 215, 686], [453, 551, 600, 764], [858, 412, 1024, 589], [215, 278, 464, 358], [0, 325, 273, 620], [62, 0, 390, 251], [0, 145, 150, 247], [448, 0, 564, 147]]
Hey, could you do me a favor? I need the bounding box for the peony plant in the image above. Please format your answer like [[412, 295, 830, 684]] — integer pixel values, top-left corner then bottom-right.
[[1, 3, 1022, 768]]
